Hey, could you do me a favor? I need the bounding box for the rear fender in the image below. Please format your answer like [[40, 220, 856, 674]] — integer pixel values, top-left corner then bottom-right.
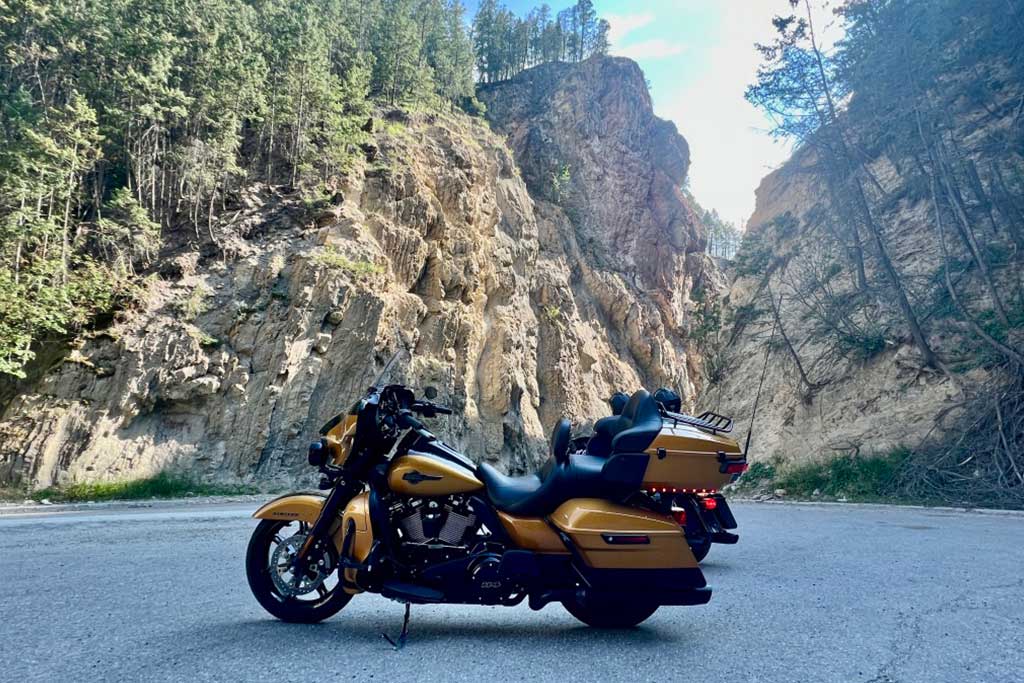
[[711, 494, 738, 529]]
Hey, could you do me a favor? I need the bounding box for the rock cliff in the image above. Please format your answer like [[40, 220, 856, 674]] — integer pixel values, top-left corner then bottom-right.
[[701, 150, 965, 464], [0, 57, 714, 489], [479, 57, 719, 429], [702, 116, 1020, 468]]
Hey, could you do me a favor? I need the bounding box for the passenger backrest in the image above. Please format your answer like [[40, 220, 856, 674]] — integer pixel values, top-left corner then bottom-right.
[[585, 415, 623, 457], [610, 390, 662, 453]]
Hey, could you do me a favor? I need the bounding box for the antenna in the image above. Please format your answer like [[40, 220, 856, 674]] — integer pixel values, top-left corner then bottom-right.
[[372, 325, 414, 388], [372, 349, 403, 388], [742, 309, 778, 457]]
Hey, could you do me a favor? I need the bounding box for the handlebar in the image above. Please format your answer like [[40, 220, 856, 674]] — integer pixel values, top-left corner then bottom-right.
[[411, 400, 452, 417], [396, 410, 425, 431], [395, 400, 452, 431]]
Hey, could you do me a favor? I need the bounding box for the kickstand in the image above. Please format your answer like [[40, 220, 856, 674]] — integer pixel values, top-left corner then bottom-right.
[[381, 603, 411, 650]]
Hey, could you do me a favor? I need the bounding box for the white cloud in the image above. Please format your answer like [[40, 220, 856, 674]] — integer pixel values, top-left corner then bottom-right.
[[634, 0, 845, 228], [653, 2, 798, 228], [606, 13, 683, 61], [616, 38, 686, 61], [604, 12, 654, 45]]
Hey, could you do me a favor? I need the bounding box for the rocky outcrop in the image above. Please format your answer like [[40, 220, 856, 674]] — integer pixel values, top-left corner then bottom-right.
[[480, 57, 718, 416], [0, 57, 714, 489]]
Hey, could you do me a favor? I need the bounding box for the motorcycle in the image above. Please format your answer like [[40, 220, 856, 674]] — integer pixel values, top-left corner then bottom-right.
[[246, 379, 747, 634], [581, 388, 742, 562]]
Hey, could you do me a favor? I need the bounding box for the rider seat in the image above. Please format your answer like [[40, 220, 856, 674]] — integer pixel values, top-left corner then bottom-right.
[[478, 391, 662, 516]]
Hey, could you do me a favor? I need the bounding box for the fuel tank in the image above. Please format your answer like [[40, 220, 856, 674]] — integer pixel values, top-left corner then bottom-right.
[[387, 453, 484, 496], [642, 423, 743, 492]]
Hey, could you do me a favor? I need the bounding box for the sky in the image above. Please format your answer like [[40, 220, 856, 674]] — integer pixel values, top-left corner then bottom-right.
[[465, 1, 845, 228]]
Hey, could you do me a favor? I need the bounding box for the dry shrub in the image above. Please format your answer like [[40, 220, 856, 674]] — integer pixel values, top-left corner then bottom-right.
[[896, 364, 1024, 508]]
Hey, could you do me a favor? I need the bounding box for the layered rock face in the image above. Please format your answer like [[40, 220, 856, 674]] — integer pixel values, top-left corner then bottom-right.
[[0, 57, 713, 488], [480, 57, 718, 418], [701, 152, 961, 463]]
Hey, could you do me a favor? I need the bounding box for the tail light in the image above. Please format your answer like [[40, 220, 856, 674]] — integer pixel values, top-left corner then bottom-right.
[[701, 496, 718, 511], [671, 507, 687, 526], [717, 451, 748, 475]]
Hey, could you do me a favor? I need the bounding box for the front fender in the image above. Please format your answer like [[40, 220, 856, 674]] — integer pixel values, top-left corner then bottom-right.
[[252, 492, 327, 524], [252, 492, 347, 553]]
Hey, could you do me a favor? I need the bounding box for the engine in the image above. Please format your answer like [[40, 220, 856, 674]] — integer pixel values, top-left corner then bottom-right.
[[389, 495, 482, 567], [388, 495, 523, 604]]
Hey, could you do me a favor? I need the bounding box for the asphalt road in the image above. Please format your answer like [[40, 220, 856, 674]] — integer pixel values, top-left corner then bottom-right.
[[1, 501, 1022, 683]]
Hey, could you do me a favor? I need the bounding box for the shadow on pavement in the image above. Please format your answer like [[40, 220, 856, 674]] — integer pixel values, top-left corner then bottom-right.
[[172, 611, 687, 656]]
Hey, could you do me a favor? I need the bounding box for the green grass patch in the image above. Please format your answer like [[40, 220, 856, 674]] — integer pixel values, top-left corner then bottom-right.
[[25, 472, 257, 503], [312, 246, 383, 280], [775, 448, 910, 499], [732, 448, 914, 502], [175, 283, 213, 321], [735, 460, 777, 489], [185, 324, 220, 348], [383, 120, 408, 136]]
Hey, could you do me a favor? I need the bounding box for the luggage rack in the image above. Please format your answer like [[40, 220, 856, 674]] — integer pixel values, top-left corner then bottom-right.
[[662, 409, 734, 434]]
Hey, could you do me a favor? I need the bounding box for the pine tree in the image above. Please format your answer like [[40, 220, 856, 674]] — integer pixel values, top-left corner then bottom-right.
[[473, 0, 500, 83], [592, 19, 611, 56], [576, 0, 596, 60], [747, 0, 941, 368]]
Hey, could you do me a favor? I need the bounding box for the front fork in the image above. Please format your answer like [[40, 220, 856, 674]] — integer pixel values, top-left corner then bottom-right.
[[296, 480, 359, 568]]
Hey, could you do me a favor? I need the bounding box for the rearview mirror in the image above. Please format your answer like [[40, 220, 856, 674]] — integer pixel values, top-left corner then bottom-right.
[[423, 386, 438, 400]]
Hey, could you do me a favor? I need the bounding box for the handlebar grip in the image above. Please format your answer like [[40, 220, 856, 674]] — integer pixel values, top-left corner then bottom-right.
[[433, 405, 453, 415]]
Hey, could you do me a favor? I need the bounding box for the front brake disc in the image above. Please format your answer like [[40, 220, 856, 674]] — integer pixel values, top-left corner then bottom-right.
[[270, 533, 334, 597]]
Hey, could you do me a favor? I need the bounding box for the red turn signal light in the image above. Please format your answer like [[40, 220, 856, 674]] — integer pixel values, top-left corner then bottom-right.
[[671, 507, 687, 526], [701, 496, 718, 511], [724, 462, 748, 474]]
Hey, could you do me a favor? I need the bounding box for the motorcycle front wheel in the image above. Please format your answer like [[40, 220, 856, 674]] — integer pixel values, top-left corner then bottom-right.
[[563, 595, 658, 628], [245, 519, 352, 623]]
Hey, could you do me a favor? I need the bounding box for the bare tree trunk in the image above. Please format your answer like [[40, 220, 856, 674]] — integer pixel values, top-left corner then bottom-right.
[[989, 162, 1024, 251], [928, 169, 1024, 366], [62, 175, 75, 287], [963, 158, 1000, 237], [933, 137, 1011, 327], [851, 173, 939, 368], [767, 281, 818, 396], [823, 165, 868, 291], [801, 1, 939, 368]]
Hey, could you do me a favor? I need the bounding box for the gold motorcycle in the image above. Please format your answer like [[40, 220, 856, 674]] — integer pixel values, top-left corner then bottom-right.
[[246, 379, 747, 635]]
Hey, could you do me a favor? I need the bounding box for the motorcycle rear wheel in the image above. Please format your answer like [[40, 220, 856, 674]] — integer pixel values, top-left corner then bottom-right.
[[563, 595, 659, 628], [246, 519, 352, 623]]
